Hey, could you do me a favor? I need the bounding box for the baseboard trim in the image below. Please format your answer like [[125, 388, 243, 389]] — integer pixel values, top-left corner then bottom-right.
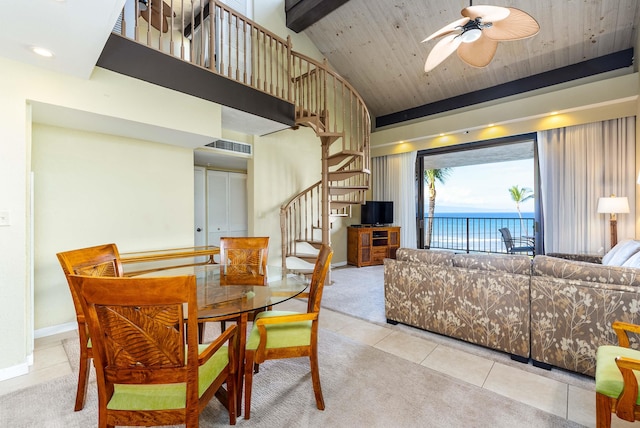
[[34, 321, 77, 339], [0, 360, 30, 382]]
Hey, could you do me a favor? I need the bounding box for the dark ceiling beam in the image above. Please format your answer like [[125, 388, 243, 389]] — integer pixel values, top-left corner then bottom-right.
[[376, 48, 634, 129], [286, 0, 352, 33]]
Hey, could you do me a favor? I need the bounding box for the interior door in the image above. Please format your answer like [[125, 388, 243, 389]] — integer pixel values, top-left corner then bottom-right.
[[194, 167, 206, 247], [228, 173, 247, 235], [207, 170, 229, 247]]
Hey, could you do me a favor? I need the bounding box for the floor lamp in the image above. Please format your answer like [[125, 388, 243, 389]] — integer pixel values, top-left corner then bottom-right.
[[597, 195, 629, 248]]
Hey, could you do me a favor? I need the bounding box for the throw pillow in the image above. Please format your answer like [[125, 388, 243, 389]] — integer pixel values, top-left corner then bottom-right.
[[622, 251, 640, 269], [602, 239, 640, 266]]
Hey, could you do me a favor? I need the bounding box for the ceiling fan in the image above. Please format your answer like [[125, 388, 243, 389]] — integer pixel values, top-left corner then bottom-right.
[[422, 4, 539, 72], [139, 0, 175, 33]]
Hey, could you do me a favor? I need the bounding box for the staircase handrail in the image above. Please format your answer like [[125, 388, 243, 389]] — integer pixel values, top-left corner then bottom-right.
[[114, 0, 370, 271]]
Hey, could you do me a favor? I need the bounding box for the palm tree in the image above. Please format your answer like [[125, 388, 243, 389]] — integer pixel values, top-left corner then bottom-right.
[[424, 168, 452, 248], [508, 185, 534, 234]]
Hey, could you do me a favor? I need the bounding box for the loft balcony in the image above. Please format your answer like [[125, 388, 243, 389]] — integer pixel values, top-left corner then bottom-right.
[[102, 0, 298, 134]]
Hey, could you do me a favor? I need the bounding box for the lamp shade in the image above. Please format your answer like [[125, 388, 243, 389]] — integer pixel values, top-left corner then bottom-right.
[[597, 196, 630, 214]]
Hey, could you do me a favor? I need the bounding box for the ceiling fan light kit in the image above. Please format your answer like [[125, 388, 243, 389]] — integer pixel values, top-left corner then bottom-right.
[[460, 27, 482, 43], [422, 4, 539, 72]]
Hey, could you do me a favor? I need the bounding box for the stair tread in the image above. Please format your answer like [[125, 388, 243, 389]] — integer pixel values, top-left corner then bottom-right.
[[328, 150, 361, 158]]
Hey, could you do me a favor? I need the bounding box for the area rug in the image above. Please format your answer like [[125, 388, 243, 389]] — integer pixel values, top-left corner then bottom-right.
[[0, 329, 582, 427], [323, 264, 386, 324]]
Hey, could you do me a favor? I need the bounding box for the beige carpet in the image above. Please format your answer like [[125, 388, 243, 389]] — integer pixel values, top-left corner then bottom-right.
[[323, 264, 387, 324], [0, 328, 582, 428]]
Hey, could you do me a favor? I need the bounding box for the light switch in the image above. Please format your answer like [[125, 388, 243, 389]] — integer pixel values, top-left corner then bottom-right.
[[0, 210, 11, 226]]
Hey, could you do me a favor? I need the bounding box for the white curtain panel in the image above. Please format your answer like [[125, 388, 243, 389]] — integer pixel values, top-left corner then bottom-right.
[[537, 116, 636, 254], [371, 152, 418, 248]]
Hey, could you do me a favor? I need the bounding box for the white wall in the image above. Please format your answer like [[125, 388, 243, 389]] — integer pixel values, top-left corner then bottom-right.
[[253, 0, 323, 60], [0, 56, 224, 378], [31, 124, 194, 329], [251, 126, 322, 265], [0, 0, 327, 378]]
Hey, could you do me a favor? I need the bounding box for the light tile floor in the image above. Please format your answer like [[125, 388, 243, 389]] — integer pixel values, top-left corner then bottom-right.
[[1, 300, 636, 428]]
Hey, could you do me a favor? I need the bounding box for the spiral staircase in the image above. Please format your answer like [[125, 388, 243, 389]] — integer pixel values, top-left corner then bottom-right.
[[280, 52, 371, 272], [115, 1, 371, 271]]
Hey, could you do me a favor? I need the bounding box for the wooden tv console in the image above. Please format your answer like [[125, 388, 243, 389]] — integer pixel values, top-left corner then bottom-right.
[[347, 226, 401, 267]]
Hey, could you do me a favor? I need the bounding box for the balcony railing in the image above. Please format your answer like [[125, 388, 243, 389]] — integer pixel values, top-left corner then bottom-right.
[[116, 0, 293, 103], [425, 216, 536, 254]]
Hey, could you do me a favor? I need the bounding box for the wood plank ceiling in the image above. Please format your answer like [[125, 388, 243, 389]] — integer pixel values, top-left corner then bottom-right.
[[290, 0, 640, 129]]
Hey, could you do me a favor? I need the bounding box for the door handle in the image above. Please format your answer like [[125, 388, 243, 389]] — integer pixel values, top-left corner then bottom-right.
[[196, 228, 202, 232]]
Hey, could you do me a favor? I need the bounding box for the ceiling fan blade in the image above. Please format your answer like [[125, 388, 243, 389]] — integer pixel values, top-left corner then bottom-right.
[[461, 5, 510, 22], [422, 17, 470, 43], [425, 34, 463, 72], [483, 8, 540, 41], [141, 9, 169, 33], [457, 35, 498, 68], [141, 1, 173, 33], [149, 0, 173, 17]]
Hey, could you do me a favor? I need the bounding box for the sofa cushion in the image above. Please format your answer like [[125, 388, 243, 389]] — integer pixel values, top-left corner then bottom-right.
[[602, 239, 640, 266], [533, 255, 640, 289], [452, 253, 531, 275], [395, 248, 454, 266]]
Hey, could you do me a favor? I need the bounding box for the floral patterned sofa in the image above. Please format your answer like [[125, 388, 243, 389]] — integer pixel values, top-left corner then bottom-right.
[[384, 241, 640, 377], [384, 248, 532, 361], [530, 243, 640, 377]]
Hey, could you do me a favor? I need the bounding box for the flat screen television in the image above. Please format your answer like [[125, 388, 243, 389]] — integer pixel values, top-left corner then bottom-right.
[[361, 201, 393, 225]]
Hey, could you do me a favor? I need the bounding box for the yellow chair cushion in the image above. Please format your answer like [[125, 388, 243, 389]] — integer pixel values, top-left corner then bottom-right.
[[596, 345, 640, 403], [246, 310, 312, 351], [107, 345, 228, 411]]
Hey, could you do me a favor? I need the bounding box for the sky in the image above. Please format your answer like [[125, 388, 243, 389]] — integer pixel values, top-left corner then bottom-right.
[[431, 159, 535, 214]]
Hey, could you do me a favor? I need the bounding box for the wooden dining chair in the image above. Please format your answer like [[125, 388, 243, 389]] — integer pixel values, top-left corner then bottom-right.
[[243, 244, 333, 419], [69, 274, 237, 428], [56, 243, 124, 411], [596, 321, 640, 427], [219, 236, 269, 286], [204, 237, 270, 336]]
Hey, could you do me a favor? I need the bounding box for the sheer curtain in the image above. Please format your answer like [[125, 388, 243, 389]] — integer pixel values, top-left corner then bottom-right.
[[537, 117, 635, 254], [371, 151, 418, 248]]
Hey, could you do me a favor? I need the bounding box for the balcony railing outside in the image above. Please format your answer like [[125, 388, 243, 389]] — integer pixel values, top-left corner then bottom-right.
[[426, 216, 536, 254]]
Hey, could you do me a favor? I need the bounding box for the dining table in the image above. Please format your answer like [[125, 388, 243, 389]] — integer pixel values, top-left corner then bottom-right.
[[137, 262, 309, 416]]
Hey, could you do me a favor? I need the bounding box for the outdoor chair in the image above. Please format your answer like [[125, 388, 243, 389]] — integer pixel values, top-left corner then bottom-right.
[[56, 243, 124, 411], [243, 244, 333, 419], [69, 274, 237, 428], [499, 227, 534, 256], [596, 321, 640, 427]]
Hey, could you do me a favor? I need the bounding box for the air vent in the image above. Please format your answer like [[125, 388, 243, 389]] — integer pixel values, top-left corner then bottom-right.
[[205, 139, 252, 156], [113, 13, 123, 35]]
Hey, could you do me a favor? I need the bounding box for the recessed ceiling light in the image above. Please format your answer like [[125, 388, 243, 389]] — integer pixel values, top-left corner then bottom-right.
[[31, 46, 54, 58]]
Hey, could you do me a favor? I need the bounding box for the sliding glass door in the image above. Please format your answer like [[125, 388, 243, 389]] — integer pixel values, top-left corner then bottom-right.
[[416, 133, 541, 255]]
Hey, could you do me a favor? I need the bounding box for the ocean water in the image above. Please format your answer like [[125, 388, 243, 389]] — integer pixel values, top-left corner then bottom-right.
[[426, 212, 535, 253]]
